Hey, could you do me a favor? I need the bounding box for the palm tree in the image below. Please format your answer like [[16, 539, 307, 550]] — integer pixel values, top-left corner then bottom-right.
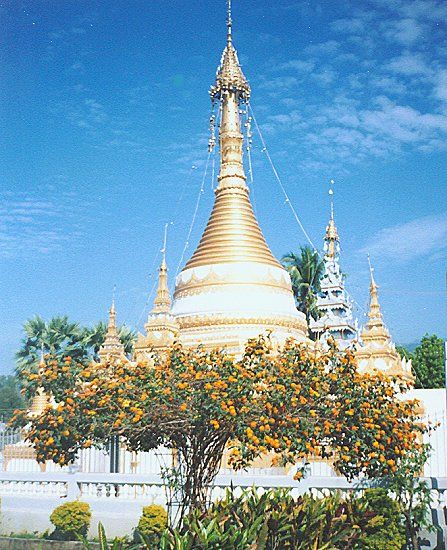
[[281, 246, 324, 326], [16, 316, 88, 377]]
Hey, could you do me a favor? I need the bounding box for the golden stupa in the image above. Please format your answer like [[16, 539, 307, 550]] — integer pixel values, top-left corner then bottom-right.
[[136, 9, 308, 357], [98, 300, 126, 362], [355, 262, 413, 381], [134, 250, 179, 359], [165, 12, 307, 353]]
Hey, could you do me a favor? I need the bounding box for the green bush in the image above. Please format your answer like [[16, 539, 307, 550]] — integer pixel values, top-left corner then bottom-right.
[[356, 488, 406, 549], [158, 488, 409, 549], [166, 488, 364, 549], [136, 504, 168, 543], [49, 500, 91, 541]]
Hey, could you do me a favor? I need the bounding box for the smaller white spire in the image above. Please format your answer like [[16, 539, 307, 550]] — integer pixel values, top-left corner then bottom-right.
[[311, 180, 357, 348]]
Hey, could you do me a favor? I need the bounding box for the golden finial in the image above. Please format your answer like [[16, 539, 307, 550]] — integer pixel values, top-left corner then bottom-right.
[[210, 0, 250, 102], [38, 342, 45, 373], [107, 286, 118, 334], [324, 179, 339, 259], [366, 254, 383, 323], [98, 292, 125, 361], [152, 224, 172, 313]]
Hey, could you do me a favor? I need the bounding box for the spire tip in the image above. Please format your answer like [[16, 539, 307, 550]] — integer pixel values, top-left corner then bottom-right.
[[227, 0, 232, 42]]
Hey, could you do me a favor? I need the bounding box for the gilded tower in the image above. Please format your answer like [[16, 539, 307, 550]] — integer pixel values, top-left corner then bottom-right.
[[355, 260, 413, 381], [134, 250, 179, 360], [98, 300, 126, 362], [170, 6, 307, 351]]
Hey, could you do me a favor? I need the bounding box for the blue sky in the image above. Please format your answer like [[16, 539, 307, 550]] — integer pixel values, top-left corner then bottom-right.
[[1, 0, 446, 374]]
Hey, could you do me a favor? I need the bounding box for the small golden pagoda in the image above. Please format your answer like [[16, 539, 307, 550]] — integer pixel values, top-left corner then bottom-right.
[[29, 348, 52, 418], [3, 351, 51, 472], [98, 300, 126, 362], [169, 8, 308, 352], [355, 260, 413, 381], [134, 252, 179, 360]]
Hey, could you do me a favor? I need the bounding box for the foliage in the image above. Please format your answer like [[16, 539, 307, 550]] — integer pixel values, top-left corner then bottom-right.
[[171, 488, 362, 549], [281, 245, 324, 326], [159, 488, 405, 549], [397, 334, 445, 389], [16, 316, 88, 396], [413, 335, 445, 389], [49, 501, 91, 541], [375, 444, 434, 550], [12, 337, 426, 523], [80, 522, 146, 549], [356, 488, 405, 549], [0, 375, 24, 421], [16, 315, 136, 400], [136, 504, 168, 543]]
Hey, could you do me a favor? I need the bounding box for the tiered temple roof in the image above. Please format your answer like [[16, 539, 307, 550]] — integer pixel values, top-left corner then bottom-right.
[[311, 199, 357, 348]]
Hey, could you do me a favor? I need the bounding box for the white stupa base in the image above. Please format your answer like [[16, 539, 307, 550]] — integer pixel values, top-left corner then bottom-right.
[[172, 262, 308, 352]]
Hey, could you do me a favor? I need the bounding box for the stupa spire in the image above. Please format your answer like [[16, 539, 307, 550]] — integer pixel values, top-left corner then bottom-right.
[[108, 291, 118, 334], [324, 179, 339, 259], [365, 255, 384, 329], [152, 224, 172, 314], [226, 0, 232, 44], [170, 3, 308, 352], [134, 225, 179, 359], [98, 291, 125, 361], [184, 4, 279, 269]]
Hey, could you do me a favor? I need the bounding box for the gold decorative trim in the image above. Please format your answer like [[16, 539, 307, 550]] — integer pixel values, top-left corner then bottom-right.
[[176, 313, 307, 333], [174, 265, 292, 299]]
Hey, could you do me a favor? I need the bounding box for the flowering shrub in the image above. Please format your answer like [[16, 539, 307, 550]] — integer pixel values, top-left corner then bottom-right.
[[49, 501, 91, 540], [136, 504, 168, 542], [12, 337, 426, 521]]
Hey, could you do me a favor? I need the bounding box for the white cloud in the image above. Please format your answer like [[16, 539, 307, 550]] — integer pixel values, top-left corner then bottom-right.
[[330, 17, 366, 33], [384, 18, 424, 45], [304, 40, 339, 56], [434, 69, 447, 102], [361, 213, 447, 262], [386, 52, 433, 76], [0, 195, 79, 258]]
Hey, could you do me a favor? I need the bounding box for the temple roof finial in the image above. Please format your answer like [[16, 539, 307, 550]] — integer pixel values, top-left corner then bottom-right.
[[108, 286, 118, 333], [152, 224, 172, 314], [98, 293, 125, 361], [210, 0, 250, 102], [29, 343, 51, 417], [365, 255, 383, 325], [324, 179, 339, 259], [356, 256, 413, 382], [39, 342, 45, 372]]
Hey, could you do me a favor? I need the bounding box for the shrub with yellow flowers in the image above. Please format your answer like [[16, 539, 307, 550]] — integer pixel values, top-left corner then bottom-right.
[[11, 336, 426, 523]]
